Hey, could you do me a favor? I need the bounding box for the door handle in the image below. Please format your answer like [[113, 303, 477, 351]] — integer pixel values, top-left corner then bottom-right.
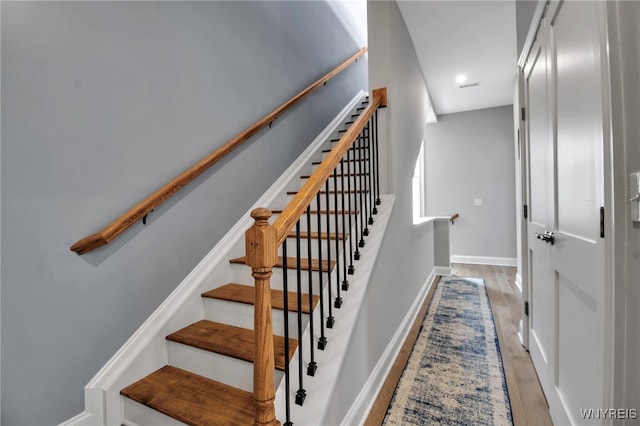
[[534, 231, 555, 245]]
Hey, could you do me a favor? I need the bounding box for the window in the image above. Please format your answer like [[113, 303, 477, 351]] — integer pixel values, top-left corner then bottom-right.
[[412, 141, 426, 223]]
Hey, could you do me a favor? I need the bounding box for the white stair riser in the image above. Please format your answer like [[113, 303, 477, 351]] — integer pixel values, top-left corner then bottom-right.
[[201, 297, 311, 338], [284, 193, 370, 211], [230, 263, 350, 294], [282, 236, 356, 260], [311, 159, 371, 175], [271, 213, 350, 232], [123, 397, 186, 426], [167, 341, 261, 392], [301, 175, 370, 192]]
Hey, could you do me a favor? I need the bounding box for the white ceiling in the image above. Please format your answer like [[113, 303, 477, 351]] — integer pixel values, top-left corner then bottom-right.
[[397, 0, 517, 117]]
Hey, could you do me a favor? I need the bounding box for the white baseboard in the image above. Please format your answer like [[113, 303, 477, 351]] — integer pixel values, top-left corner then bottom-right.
[[58, 411, 97, 426], [433, 266, 451, 277], [341, 267, 437, 426], [450, 255, 517, 267], [515, 273, 522, 293]]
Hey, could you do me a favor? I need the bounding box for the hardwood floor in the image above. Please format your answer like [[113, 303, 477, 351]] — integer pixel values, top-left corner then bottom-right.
[[365, 264, 553, 426]]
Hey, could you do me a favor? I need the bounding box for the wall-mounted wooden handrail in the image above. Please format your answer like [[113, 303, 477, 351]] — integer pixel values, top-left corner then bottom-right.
[[272, 87, 387, 246], [70, 47, 368, 255]]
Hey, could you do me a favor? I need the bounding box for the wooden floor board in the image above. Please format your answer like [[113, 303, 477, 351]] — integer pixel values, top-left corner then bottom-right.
[[365, 264, 552, 426]]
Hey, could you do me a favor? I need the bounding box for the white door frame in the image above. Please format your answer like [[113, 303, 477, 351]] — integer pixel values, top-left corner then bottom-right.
[[515, 0, 617, 420]]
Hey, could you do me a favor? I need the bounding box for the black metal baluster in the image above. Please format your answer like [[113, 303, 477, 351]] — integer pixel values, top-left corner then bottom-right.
[[358, 128, 367, 245], [367, 120, 374, 226], [353, 132, 362, 259], [324, 180, 335, 329], [305, 207, 317, 376], [316, 193, 327, 348], [281, 242, 292, 426], [363, 124, 370, 236], [346, 139, 355, 273], [340, 158, 350, 291], [332, 167, 343, 309], [371, 111, 378, 215], [375, 110, 381, 206], [295, 221, 306, 405]]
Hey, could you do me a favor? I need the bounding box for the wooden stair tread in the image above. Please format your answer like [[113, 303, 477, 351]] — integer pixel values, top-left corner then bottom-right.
[[229, 256, 335, 272], [120, 365, 255, 426], [202, 283, 319, 314], [166, 320, 295, 371], [322, 146, 369, 153], [312, 158, 368, 165], [271, 209, 357, 215], [286, 231, 347, 240], [287, 189, 368, 195], [301, 173, 368, 178]]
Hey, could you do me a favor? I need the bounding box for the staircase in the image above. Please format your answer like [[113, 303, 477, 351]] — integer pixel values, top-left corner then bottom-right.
[[101, 93, 388, 425]]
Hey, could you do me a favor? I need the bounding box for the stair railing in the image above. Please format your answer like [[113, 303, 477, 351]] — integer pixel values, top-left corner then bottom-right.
[[70, 47, 367, 255], [246, 88, 387, 426]]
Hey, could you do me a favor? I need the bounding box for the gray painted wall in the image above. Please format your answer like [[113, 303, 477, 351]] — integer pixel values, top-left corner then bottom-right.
[[607, 0, 640, 418], [1, 2, 367, 423], [515, 0, 539, 58], [324, 1, 438, 422], [424, 106, 516, 260]]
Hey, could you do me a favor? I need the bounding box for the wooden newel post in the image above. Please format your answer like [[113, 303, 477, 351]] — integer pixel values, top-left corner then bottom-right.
[[246, 208, 281, 426]]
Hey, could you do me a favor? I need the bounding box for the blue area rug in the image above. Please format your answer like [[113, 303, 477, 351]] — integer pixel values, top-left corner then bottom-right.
[[383, 277, 513, 426]]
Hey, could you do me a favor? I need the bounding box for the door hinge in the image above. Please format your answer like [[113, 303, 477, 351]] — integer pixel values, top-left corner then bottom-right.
[[525, 301, 529, 316], [600, 206, 605, 238], [521, 107, 526, 121], [523, 204, 528, 219]]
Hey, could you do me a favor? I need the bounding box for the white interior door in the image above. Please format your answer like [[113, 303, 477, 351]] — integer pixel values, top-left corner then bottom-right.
[[524, 1, 607, 424], [524, 26, 557, 419]]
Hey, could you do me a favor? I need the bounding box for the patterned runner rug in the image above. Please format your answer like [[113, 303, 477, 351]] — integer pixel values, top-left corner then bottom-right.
[[383, 277, 513, 425]]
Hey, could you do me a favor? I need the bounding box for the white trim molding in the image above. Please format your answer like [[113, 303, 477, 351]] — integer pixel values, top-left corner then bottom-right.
[[450, 255, 517, 267], [433, 266, 452, 277], [514, 273, 523, 293]]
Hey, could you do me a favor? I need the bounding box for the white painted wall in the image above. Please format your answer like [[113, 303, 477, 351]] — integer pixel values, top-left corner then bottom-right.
[[0, 2, 367, 423], [323, 1, 438, 422], [424, 106, 517, 261], [607, 0, 640, 418]]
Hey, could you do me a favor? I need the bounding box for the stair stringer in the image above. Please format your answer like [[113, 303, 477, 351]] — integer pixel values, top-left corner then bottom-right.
[[64, 90, 366, 426], [273, 194, 396, 425]]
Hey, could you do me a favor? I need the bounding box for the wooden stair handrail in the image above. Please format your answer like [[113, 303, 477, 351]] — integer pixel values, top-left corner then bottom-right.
[[70, 47, 368, 255], [272, 88, 387, 246], [246, 87, 387, 426]]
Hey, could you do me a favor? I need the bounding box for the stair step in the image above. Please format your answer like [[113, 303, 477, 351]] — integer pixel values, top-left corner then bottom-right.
[[312, 159, 368, 165], [301, 173, 368, 178], [287, 189, 368, 195], [322, 146, 369, 153], [287, 231, 347, 240], [229, 256, 335, 273], [166, 320, 296, 371], [121, 365, 255, 426], [202, 283, 319, 314], [272, 209, 357, 215]]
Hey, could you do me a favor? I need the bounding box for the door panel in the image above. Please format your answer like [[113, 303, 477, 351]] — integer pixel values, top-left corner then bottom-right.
[[554, 0, 604, 242], [524, 32, 556, 402], [557, 274, 601, 426], [526, 42, 551, 228], [524, 1, 606, 424], [549, 1, 605, 421]]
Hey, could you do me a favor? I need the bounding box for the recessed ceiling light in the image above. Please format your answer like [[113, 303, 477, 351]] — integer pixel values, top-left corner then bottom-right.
[[455, 74, 467, 85]]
